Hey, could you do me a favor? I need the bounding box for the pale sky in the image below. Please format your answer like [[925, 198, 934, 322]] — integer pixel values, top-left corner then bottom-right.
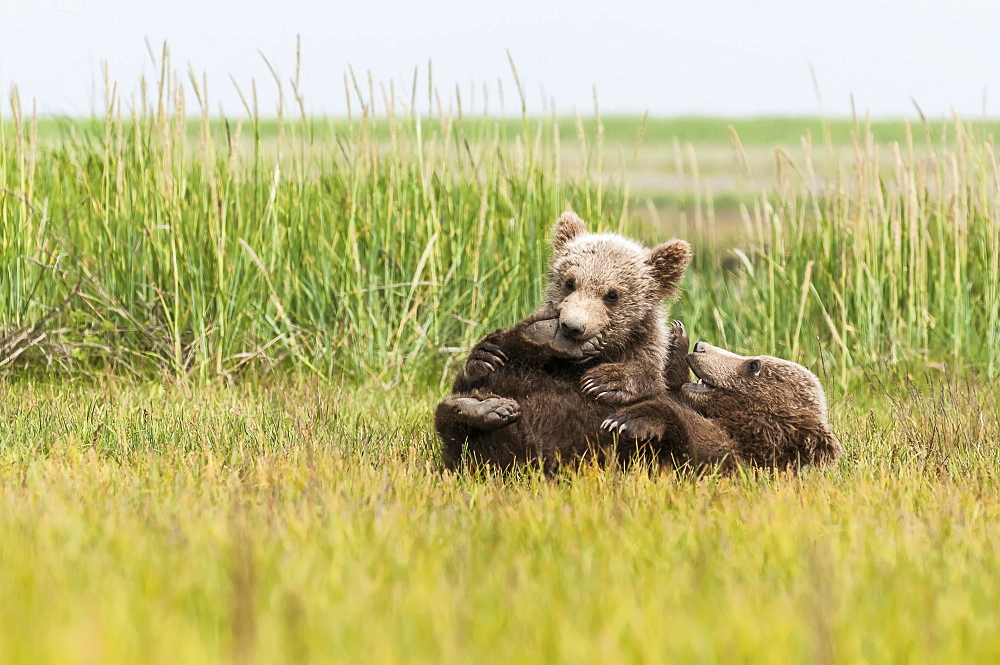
[[2, 0, 998, 118]]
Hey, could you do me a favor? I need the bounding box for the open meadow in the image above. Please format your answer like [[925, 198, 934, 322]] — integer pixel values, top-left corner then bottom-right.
[[2, 66, 1000, 663]]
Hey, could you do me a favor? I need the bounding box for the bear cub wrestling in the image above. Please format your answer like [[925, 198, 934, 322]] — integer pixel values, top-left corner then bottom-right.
[[435, 211, 692, 471], [602, 322, 842, 470]]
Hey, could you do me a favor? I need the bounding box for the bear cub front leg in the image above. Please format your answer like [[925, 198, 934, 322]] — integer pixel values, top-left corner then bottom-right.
[[664, 320, 691, 391], [597, 320, 689, 438], [582, 320, 689, 405], [601, 397, 675, 441]]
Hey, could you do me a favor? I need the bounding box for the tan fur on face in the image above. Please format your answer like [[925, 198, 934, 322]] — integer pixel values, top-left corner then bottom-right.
[[682, 343, 829, 421], [542, 213, 691, 361]]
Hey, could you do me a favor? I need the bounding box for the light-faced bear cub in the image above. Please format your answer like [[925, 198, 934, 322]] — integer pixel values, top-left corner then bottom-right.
[[602, 324, 842, 470], [435, 212, 692, 472]]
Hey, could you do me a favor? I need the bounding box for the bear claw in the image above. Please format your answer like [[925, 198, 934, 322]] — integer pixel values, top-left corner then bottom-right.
[[669, 320, 689, 352], [601, 413, 663, 441], [581, 363, 631, 404], [666, 320, 692, 390], [466, 342, 509, 378], [601, 416, 626, 434]]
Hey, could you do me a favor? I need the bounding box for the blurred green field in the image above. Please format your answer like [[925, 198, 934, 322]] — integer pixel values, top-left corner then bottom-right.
[[32, 113, 1000, 145], [3, 64, 1000, 663]]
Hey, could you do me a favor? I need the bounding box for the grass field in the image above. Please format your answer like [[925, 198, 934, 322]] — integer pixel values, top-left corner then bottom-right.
[[1, 379, 998, 663], [2, 63, 1000, 663]]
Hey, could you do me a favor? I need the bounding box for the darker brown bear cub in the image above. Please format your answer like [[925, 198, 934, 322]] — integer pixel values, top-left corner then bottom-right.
[[602, 323, 842, 470], [435, 212, 691, 471]]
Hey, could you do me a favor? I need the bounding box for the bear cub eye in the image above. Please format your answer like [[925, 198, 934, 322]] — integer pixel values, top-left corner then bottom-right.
[[746, 359, 761, 375], [604, 290, 619, 305], [564, 278, 576, 291]]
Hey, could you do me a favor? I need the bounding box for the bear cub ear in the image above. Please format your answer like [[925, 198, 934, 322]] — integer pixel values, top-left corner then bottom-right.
[[647, 239, 692, 295], [551, 211, 588, 252]]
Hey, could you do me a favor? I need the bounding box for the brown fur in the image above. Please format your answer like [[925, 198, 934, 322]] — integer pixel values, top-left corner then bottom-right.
[[604, 326, 842, 470], [542, 212, 691, 405], [436, 314, 618, 471], [436, 212, 692, 471]]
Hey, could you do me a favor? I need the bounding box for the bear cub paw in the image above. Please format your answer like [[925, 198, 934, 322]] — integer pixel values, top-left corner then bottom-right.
[[522, 315, 607, 361], [581, 363, 635, 405], [441, 396, 521, 430], [601, 412, 667, 441], [666, 320, 692, 391], [465, 340, 509, 380], [670, 320, 689, 352]]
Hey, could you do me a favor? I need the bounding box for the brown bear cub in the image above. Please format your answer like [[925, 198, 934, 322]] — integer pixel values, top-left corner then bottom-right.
[[435, 212, 692, 471], [602, 323, 842, 470]]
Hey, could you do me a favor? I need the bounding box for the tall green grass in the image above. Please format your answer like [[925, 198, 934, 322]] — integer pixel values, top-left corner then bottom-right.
[[671, 117, 1000, 384], [2, 57, 1000, 387], [0, 56, 629, 384]]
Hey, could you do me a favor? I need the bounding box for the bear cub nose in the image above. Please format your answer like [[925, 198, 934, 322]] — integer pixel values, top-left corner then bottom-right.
[[693, 341, 707, 353], [559, 318, 587, 339]]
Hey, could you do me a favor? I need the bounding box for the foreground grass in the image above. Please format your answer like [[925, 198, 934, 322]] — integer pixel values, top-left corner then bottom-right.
[[1, 378, 998, 664]]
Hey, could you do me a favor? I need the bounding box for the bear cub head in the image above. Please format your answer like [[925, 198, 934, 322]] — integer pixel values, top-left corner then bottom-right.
[[540, 211, 691, 361], [682, 341, 842, 463]]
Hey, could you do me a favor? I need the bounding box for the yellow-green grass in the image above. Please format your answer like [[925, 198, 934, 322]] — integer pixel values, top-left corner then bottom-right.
[[0, 377, 998, 664]]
